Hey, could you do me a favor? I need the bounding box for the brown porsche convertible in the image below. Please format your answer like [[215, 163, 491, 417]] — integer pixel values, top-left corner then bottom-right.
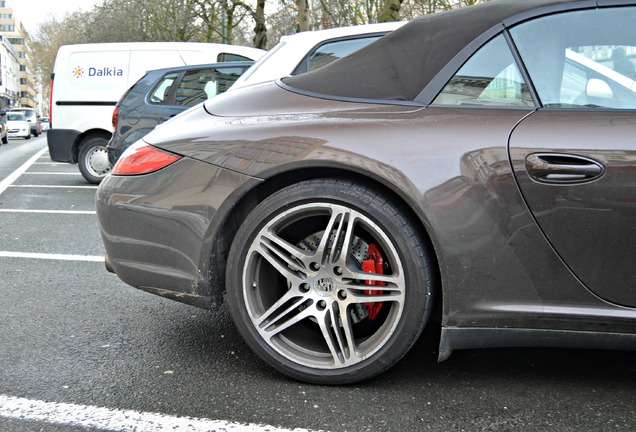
[[97, 0, 636, 384]]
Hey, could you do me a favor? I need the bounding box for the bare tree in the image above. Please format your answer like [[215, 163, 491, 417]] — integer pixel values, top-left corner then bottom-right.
[[252, 0, 268, 49], [296, 0, 311, 31], [379, 0, 404, 22], [404, 0, 489, 16]]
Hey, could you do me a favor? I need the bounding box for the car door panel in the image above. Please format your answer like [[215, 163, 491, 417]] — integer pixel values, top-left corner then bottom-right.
[[509, 110, 636, 307]]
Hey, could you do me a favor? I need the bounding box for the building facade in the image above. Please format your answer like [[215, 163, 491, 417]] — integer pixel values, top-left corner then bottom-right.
[[0, 34, 20, 109], [0, 0, 37, 109]]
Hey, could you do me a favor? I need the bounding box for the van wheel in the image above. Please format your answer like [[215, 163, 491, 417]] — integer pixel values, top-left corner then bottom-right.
[[79, 136, 111, 184]]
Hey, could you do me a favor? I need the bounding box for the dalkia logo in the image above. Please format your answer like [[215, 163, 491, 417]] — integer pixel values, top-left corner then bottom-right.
[[72, 66, 84, 78], [88, 67, 124, 77], [72, 66, 124, 78]]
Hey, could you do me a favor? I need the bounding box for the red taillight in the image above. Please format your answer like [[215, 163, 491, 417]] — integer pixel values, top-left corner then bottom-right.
[[112, 141, 182, 176], [111, 106, 119, 130]]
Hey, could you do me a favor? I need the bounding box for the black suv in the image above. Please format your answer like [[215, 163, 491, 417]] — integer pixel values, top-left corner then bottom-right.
[[107, 61, 253, 166], [10, 108, 41, 137]]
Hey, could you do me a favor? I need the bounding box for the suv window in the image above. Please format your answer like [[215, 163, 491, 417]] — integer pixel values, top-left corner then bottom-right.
[[433, 34, 533, 107], [174, 67, 247, 106], [510, 7, 636, 109], [149, 73, 179, 104], [151, 67, 249, 107]]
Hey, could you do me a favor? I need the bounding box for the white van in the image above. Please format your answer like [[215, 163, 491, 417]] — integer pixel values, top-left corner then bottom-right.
[[47, 42, 265, 183]]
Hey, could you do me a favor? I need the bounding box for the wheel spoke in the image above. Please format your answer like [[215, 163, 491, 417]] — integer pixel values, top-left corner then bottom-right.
[[317, 301, 357, 365], [254, 290, 306, 328], [259, 300, 315, 337], [255, 229, 309, 281], [346, 269, 401, 286], [337, 276, 405, 304], [315, 206, 357, 266], [348, 291, 401, 304]]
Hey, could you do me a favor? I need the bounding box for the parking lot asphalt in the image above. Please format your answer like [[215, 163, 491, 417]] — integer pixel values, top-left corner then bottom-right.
[[1, 137, 635, 432]]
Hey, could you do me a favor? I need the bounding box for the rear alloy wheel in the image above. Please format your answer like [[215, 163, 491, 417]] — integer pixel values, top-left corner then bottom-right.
[[79, 136, 111, 184], [227, 180, 434, 384]]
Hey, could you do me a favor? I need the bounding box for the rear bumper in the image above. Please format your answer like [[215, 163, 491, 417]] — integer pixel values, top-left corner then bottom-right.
[[47, 129, 81, 163], [96, 156, 260, 309]]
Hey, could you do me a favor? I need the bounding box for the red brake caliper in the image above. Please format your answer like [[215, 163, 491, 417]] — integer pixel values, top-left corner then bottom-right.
[[361, 244, 385, 320]]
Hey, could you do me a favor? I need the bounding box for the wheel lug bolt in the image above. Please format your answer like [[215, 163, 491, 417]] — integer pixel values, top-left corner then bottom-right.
[[317, 300, 326, 310], [338, 290, 347, 300]]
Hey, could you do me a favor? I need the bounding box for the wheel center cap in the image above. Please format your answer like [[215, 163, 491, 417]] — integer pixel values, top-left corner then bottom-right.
[[91, 150, 110, 172], [314, 274, 335, 296]]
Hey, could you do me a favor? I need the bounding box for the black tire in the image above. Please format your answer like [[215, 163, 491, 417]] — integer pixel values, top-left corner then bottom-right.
[[226, 179, 435, 384], [24, 132, 31, 140], [78, 136, 111, 184]]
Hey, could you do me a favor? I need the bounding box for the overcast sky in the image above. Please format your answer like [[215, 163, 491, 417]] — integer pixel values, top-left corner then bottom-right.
[[7, 0, 103, 34]]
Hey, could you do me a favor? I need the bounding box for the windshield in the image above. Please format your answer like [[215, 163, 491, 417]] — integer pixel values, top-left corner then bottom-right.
[[8, 113, 25, 121]]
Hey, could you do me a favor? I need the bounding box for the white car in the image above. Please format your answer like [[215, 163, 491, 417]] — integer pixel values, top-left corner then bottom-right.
[[40, 117, 50, 132], [230, 22, 405, 91], [7, 112, 31, 139]]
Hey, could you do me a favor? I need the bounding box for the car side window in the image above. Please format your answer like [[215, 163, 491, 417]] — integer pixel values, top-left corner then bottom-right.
[[510, 7, 636, 109], [432, 34, 533, 107], [174, 67, 247, 107], [149, 73, 179, 104]]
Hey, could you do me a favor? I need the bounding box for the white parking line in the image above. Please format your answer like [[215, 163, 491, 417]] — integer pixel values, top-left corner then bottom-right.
[[0, 209, 96, 214], [0, 395, 319, 432], [9, 185, 98, 189], [1, 148, 316, 432], [0, 252, 103, 262], [23, 172, 83, 175], [0, 147, 48, 195]]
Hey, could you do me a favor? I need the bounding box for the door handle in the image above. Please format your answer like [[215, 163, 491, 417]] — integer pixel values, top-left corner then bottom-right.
[[525, 153, 604, 184]]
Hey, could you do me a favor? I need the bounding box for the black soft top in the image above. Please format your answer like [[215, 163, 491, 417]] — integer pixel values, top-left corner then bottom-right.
[[281, 0, 599, 103]]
